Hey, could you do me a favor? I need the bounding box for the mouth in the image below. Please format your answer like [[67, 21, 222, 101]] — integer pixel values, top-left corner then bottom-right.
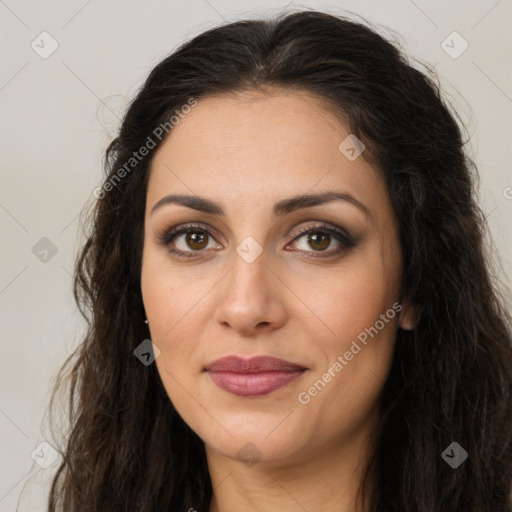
[[204, 355, 308, 397]]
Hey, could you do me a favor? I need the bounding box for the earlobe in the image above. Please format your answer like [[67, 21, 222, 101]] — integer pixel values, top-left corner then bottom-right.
[[399, 303, 421, 330]]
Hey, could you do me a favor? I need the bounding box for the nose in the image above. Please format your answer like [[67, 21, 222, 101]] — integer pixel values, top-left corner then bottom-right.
[[214, 247, 288, 337]]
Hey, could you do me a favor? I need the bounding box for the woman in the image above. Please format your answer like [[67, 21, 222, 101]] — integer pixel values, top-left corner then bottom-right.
[[47, 9, 512, 512]]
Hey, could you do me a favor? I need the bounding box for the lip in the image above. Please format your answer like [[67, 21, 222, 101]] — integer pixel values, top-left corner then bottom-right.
[[205, 356, 308, 397], [205, 355, 307, 373]]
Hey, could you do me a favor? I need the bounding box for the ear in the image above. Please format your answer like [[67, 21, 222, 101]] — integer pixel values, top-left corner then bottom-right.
[[398, 301, 421, 330]]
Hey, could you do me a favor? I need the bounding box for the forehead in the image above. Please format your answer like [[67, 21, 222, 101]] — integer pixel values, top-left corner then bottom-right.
[[147, 89, 388, 220]]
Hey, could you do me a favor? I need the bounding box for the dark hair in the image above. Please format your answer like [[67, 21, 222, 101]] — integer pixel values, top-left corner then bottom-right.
[[47, 9, 512, 512]]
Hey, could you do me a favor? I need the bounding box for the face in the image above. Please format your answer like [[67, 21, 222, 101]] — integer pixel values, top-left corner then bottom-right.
[[141, 89, 409, 467]]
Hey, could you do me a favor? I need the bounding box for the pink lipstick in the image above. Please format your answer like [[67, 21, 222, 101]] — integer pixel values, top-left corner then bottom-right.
[[205, 355, 307, 397]]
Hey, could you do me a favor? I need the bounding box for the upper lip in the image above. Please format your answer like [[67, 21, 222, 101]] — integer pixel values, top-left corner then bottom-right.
[[205, 356, 307, 373]]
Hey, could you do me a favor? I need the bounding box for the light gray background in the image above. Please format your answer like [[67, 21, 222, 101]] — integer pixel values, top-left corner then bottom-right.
[[1, 1, 511, 510]]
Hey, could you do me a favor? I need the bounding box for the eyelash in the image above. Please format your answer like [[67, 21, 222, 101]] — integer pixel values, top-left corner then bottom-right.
[[155, 222, 356, 260]]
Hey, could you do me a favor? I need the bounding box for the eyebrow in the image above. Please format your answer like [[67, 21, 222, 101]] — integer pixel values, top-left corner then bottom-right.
[[150, 190, 371, 219]]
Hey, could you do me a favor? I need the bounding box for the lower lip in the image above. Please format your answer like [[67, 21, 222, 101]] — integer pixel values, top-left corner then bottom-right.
[[207, 370, 306, 397]]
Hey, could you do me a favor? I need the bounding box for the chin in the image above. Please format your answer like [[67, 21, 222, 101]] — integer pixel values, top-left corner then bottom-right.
[[199, 418, 309, 464]]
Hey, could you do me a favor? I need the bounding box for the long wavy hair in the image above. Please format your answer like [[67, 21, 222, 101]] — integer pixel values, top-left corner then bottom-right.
[[46, 9, 512, 512]]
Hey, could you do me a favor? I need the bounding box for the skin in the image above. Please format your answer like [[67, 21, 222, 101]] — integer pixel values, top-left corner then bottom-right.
[[140, 89, 418, 512]]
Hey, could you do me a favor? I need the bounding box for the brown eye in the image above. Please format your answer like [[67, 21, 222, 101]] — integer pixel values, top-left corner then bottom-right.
[[288, 222, 355, 257], [156, 223, 221, 258], [184, 231, 208, 250], [305, 231, 331, 251], [157, 221, 355, 260]]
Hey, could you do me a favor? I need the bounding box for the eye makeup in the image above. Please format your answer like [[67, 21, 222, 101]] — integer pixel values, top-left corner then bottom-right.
[[154, 220, 357, 260]]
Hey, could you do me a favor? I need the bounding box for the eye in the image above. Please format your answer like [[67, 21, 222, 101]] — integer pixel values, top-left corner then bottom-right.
[[155, 223, 221, 259], [286, 222, 355, 258], [155, 221, 355, 259]]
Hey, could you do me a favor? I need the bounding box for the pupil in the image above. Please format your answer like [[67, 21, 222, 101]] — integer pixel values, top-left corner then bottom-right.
[[188, 232, 207, 249], [309, 232, 329, 250]]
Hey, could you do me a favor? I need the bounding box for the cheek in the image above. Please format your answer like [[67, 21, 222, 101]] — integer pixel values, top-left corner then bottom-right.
[[295, 253, 399, 404], [140, 251, 198, 369], [297, 292, 398, 438], [141, 264, 205, 412], [295, 255, 397, 347], [141, 244, 199, 333]]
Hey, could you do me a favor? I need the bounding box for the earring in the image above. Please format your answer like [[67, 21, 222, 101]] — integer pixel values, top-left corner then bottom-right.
[[145, 319, 149, 324], [399, 312, 414, 331], [400, 317, 416, 330]]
